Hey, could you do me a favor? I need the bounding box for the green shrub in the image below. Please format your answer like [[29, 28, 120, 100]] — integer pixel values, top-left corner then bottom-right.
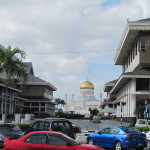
[[134, 126, 150, 132], [17, 123, 31, 132], [73, 126, 81, 133]]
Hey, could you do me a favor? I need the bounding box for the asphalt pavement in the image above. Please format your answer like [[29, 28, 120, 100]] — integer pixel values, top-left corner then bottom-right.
[[69, 119, 150, 150]]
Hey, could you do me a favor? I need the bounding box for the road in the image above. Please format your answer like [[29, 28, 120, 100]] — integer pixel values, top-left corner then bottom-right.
[[69, 119, 150, 150]]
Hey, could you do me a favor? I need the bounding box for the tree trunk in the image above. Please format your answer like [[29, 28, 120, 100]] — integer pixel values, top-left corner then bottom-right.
[[4, 85, 8, 123]]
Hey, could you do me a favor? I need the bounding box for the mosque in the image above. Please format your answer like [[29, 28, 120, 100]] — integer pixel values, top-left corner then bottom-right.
[[65, 80, 101, 117]]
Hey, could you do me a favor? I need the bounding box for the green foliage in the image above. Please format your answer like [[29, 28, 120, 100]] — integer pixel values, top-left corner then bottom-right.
[[89, 108, 99, 116], [134, 105, 144, 115], [73, 126, 81, 133], [17, 123, 31, 132], [134, 126, 150, 132]]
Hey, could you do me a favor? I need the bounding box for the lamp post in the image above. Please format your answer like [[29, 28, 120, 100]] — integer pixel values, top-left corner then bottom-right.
[[117, 102, 126, 126]]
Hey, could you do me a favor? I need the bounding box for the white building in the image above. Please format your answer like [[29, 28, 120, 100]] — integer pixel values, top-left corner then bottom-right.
[[104, 18, 150, 125], [65, 80, 100, 117]]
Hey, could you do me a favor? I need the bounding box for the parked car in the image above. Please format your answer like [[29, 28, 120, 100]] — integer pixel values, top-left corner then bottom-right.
[[0, 123, 22, 148], [135, 119, 150, 127], [4, 131, 104, 150], [24, 118, 76, 139], [87, 126, 147, 150]]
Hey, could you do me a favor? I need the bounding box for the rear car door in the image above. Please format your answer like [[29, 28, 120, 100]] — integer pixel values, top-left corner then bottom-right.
[[43, 134, 73, 150], [23, 133, 46, 150], [51, 121, 74, 138]]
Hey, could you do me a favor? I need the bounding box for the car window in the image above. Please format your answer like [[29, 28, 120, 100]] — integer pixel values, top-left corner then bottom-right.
[[32, 122, 40, 129], [121, 127, 141, 133], [25, 134, 46, 144], [52, 121, 71, 131], [47, 135, 68, 145], [100, 128, 110, 134], [0, 124, 21, 131], [148, 121, 150, 125], [139, 120, 146, 124], [110, 128, 119, 134]]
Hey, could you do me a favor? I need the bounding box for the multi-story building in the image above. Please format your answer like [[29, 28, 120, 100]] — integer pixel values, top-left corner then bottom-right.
[[0, 44, 57, 117], [17, 62, 57, 116], [104, 18, 150, 125]]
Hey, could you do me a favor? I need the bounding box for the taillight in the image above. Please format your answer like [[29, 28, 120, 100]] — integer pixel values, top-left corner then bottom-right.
[[49, 129, 53, 131], [126, 135, 134, 139]]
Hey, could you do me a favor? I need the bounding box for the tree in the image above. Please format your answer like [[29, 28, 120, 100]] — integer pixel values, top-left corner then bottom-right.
[[54, 98, 66, 112], [0, 45, 27, 122], [89, 107, 99, 116]]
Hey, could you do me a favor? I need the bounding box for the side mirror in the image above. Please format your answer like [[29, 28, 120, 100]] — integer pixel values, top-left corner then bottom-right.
[[98, 132, 101, 134]]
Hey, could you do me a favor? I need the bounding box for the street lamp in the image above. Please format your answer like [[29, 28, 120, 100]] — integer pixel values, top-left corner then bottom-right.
[[117, 102, 126, 125]]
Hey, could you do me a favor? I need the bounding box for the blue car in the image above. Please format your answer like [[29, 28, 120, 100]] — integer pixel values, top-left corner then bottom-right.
[[87, 126, 147, 150]]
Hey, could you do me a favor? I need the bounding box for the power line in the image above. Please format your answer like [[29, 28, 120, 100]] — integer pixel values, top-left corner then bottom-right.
[[26, 49, 116, 55]]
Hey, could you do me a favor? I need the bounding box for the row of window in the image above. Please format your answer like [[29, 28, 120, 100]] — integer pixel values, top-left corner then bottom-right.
[[124, 36, 146, 70]]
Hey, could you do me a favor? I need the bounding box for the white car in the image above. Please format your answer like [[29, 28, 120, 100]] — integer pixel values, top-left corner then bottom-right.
[[142, 131, 150, 148], [135, 119, 150, 127]]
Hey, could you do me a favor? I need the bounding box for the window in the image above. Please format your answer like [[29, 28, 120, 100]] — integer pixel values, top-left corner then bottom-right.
[[136, 78, 149, 91], [139, 36, 146, 52], [52, 121, 71, 132], [110, 128, 119, 134], [100, 128, 110, 134], [33, 87, 39, 92], [47, 135, 68, 145], [25, 134, 46, 144]]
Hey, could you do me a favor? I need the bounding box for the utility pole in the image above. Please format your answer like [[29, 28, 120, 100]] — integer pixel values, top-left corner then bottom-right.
[[120, 102, 123, 126]]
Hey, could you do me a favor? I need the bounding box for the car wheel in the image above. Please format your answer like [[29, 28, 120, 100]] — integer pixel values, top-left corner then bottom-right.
[[88, 138, 95, 145], [115, 141, 123, 150]]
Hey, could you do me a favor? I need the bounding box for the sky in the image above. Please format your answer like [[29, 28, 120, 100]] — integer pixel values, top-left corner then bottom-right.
[[0, 0, 150, 101]]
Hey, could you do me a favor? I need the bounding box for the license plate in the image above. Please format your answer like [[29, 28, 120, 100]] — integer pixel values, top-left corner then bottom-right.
[[138, 143, 142, 146]]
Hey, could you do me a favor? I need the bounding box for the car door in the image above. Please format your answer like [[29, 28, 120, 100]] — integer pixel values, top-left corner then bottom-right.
[[108, 127, 120, 147], [94, 128, 110, 147], [23, 133, 46, 150], [32, 121, 49, 131], [42, 134, 73, 150]]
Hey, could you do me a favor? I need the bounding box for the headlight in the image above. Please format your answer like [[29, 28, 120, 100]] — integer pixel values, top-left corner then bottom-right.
[[0, 134, 4, 141]]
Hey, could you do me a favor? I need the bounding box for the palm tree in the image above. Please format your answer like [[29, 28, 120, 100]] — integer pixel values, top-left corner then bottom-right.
[[0, 45, 27, 122], [54, 98, 61, 110], [60, 99, 66, 109]]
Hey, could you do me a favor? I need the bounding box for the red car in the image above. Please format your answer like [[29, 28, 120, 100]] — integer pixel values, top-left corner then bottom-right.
[[4, 131, 104, 150]]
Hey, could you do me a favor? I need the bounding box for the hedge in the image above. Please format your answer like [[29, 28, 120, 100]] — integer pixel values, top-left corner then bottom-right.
[[135, 126, 150, 132], [17, 123, 31, 132]]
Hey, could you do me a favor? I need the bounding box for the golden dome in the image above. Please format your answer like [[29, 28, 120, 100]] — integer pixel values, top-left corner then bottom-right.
[[80, 80, 94, 89]]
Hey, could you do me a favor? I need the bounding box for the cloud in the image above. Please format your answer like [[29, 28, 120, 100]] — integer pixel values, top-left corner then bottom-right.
[[1, 0, 150, 100]]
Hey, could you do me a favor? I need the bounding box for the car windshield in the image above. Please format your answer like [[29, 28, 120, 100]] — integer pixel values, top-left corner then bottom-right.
[[121, 127, 141, 133], [61, 134, 80, 145], [0, 124, 21, 132]]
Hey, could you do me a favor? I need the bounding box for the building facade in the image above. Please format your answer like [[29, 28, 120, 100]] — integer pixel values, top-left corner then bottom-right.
[[0, 45, 57, 117], [104, 18, 150, 125]]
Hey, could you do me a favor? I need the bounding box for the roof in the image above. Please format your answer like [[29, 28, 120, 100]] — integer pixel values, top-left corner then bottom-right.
[[110, 69, 150, 94], [27, 74, 57, 91], [103, 79, 118, 92], [23, 62, 34, 75], [123, 69, 150, 75], [137, 18, 150, 22], [114, 18, 150, 65]]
